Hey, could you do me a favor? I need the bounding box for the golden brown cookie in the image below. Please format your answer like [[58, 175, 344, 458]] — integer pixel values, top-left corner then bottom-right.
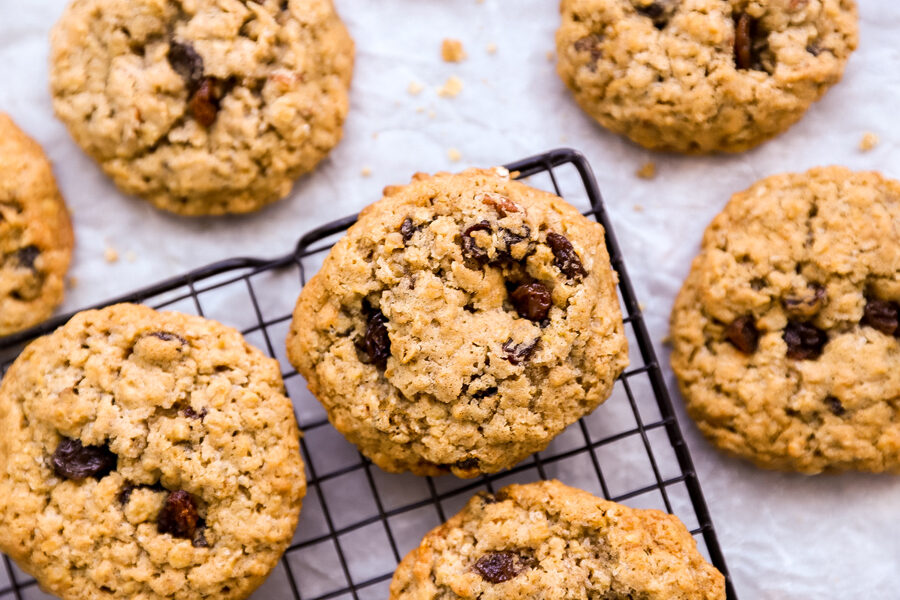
[[0, 113, 73, 336], [389, 480, 725, 599], [50, 0, 354, 215], [0, 303, 305, 599], [671, 167, 900, 473], [287, 167, 628, 478], [556, 0, 858, 153]]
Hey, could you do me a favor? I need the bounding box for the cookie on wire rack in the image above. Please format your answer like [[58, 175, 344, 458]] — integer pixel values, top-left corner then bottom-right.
[[0, 303, 305, 600], [50, 0, 354, 215], [556, 0, 858, 153], [287, 167, 628, 478], [389, 479, 725, 599], [671, 167, 900, 473]]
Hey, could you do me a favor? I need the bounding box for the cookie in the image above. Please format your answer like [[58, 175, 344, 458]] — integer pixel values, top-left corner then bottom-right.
[[286, 168, 628, 477], [0, 303, 305, 599], [50, 0, 354, 215], [671, 167, 900, 473], [556, 0, 858, 153], [0, 113, 74, 336], [389, 480, 725, 599]]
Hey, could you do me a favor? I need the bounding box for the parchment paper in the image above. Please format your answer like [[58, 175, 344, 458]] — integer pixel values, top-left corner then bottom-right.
[[0, 1, 898, 597]]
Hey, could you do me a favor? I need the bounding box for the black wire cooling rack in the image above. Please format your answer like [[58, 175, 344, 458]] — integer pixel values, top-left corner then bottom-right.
[[0, 148, 735, 600]]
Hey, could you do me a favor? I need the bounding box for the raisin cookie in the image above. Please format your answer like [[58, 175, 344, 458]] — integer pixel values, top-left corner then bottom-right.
[[0, 304, 305, 600], [389, 480, 725, 599], [0, 113, 74, 336], [556, 0, 858, 153], [671, 167, 900, 473], [50, 0, 354, 215], [287, 168, 628, 478]]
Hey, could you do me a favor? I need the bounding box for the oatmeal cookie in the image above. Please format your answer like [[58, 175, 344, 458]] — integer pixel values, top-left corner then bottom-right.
[[671, 167, 900, 473], [50, 0, 354, 215], [389, 480, 725, 599], [0, 303, 305, 599], [287, 168, 628, 478], [556, 0, 858, 153], [0, 113, 73, 336]]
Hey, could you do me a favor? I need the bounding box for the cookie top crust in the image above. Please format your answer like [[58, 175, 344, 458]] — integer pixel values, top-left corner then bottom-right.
[[287, 168, 628, 477], [0, 304, 305, 600], [50, 0, 354, 215], [0, 113, 73, 336], [671, 167, 900, 473], [389, 480, 725, 600], [556, 0, 858, 153]]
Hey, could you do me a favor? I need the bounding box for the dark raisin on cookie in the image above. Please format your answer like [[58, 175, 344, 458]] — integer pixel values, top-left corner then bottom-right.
[[183, 406, 208, 420], [510, 283, 552, 322], [501, 338, 539, 365], [472, 551, 533, 584], [455, 457, 480, 471], [724, 315, 759, 354], [733, 13, 769, 71], [400, 217, 415, 242], [783, 321, 828, 360], [51, 438, 117, 481], [573, 34, 603, 61], [14, 245, 40, 270], [189, 77, 223, 127], [461, 221, 493, 266], [118, 483, 136, 504], [546, 232, 587, 279], [633, 0, 677, 29], [824, 396, 846, 416], [861, 297, 899, 336], [364, 309, 391, 369], [783, 285, 826, 319], [167, 41, 205, 92], [192, 521, 210, 548], [158, 490, 200, 540]]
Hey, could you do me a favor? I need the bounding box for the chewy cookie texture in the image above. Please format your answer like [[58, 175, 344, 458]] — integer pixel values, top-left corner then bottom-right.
[[287, 168, 628, 478], [50, 0, 354, 215], [0, 113, 73, 336], [389, 480, 725, 600], [671, 167, 900, 473], [556, 0, 858, 153], [0, 304, 305, 600]]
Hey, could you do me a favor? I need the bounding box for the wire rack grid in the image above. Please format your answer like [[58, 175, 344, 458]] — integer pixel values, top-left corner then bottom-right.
[[0, 148, 735, 600]]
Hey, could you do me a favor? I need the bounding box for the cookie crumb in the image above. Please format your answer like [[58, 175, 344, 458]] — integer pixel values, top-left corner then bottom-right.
[[859, 132, 879, 152], [633, 204, 644, 212], [546, 50, 555, 62], [104, 247, 119, 263], [441, 39, 467, 63], [415, 106, 426, 114], [67, 276, 78, 288], [408, 81, 424, 96], [428, 109, 436, 119], [438, 76, 463, 98], [447, 148, 462, 162], [486, 42, 497, 54], [361, 166, 373, 177], [636, 161, 656, 179], [125, 251, 137, 263]]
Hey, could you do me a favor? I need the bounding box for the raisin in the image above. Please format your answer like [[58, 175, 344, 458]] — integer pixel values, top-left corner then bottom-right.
[[862, 298, 899, 336], [783, 321, 828, 360], [573, 34, 603, 61], [167, 41, 205, 92], [501, 338, 539, 365], [824, 396, 845, 416], [158, 490, 200, 540], [189, 77, 222, 127], [733, 13, 754, 70], [15, 245, 40, 270], [510, 283, 552, 322], [400, 217, 415, 242], [455, 457, 479, 471], [472, 551, 533, 584], [783, 285, 826, 319], [634, 0, 677, 29], [461, 221, 493, 266], [364, 309, 391, 369], [546, 232, 587, 279], [150, 331, 187, 344], [724, 315, 758, 354], [192, 522, 210, 548], [183, 406, 208, 420], [51, 438, 117, 481], [118, 483, 136, 504]]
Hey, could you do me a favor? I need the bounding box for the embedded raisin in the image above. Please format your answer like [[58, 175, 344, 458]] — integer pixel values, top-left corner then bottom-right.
[[783, 321, 828, 360], [824, 396, 845, 416], [733, 13, 754, 69], [783, 285, 826, 319], [455, 457, 479, 471], [724, 315, 758, 354], [52, 438, 117, 481], [192, 523, 209, 548], [546, 232, 587, 279], [501, 338, 539, 365], [634, 0, 677, 29], [862, 298, 899, 336], [510, 283, 552, 321], [183, 407, 208, 420], [118, 483, 136, 504], [167, 41, 205, 92], [461, 221, 492, 266], [158, 490, 200, 540], [15, 245, 40, 270], [189, 77, 222, 127], [400, 217, 415, 242], [151, 331, 187, 344], [364, 309, 391, 369], [573, 34, 603, 61], [472, 551, 532, 584]]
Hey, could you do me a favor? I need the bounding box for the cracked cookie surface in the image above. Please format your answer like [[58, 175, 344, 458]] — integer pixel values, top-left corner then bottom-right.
[[671, 167, 900, 473], [556, 0, 858, 153], [389, 480, 725, 599], [0, 113, 73, 336], [0, 303, 305, 600], [50, 0, 354, 215], [286, 168, 627, 477]]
